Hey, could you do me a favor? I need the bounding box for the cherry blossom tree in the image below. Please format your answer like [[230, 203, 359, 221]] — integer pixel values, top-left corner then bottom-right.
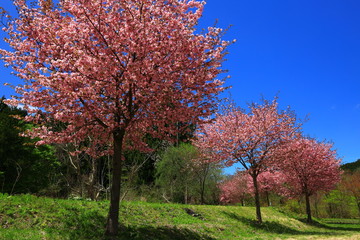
[[1, 0, 231, 236], [195, 98, 300, 223], [219, 171, 249, 205], [275, 137, 342, 223]]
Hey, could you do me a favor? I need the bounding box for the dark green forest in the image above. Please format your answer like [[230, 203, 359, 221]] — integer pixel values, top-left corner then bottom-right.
[[342, 159, 360, 172]]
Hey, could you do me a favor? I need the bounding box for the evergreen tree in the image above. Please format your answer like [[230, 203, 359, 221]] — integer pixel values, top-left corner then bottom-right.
[[0, 98, 60, 194]]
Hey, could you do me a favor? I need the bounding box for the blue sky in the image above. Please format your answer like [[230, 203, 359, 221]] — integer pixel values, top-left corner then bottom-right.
[[0, 1, 359, 170], [197, 0, 360, 169]]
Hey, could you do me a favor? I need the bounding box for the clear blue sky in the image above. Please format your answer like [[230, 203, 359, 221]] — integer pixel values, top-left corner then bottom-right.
[[0, 1, 359, 170], [197, 0, 360, 169]]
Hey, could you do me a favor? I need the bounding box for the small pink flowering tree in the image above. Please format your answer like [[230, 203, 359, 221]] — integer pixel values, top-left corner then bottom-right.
[[274, 137, 342, 223], [219, 170, 286, 207], [219, 171, 249, 205], [1, 0, 231, 236], [195, 98, 300, 223], [219, 170, 286, 206]]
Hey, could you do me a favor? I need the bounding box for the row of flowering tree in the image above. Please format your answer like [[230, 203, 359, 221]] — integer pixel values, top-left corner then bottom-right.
[[0, 0, 231, 237], [195, 98, 342, 223]]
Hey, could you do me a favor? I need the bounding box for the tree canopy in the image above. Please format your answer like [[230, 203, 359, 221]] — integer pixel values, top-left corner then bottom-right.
[[1, 0, 231, 236]]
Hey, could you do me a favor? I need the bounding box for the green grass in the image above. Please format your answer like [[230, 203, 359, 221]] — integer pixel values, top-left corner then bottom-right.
[[0, 194, 359, 240]]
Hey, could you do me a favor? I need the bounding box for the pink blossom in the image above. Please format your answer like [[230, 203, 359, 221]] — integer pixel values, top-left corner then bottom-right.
[[1, 0, 232, 235]]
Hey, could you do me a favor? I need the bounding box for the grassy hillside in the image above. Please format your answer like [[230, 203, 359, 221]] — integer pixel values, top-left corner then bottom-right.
[[0, 194, 359, 240]]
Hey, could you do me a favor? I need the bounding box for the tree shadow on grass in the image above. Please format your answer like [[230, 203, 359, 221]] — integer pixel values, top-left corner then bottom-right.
[[119, 225, 216, 240], [46, 206, 215, 240], [57, 206, 107, 240], [222, 211, 344, 237], [298, 218, 360, 232], [222, 212, 302, 235]]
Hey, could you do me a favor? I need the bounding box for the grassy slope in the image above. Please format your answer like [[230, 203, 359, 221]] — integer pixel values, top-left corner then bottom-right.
[[0, 194, 359, 240]]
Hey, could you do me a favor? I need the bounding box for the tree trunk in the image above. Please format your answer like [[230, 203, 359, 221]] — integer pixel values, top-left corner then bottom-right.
[[88, 156, 98, 200], [170, 183, 174, 202], [314, 196, 319, 218], [252, 174, 262, 224], [328, 202, 333, 217], [200, 177, 206, 205], [265, 191, 271, 207], [199, 164, 209, 205], [105, 129, 125, 238], [305, 192, 312, 223]]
